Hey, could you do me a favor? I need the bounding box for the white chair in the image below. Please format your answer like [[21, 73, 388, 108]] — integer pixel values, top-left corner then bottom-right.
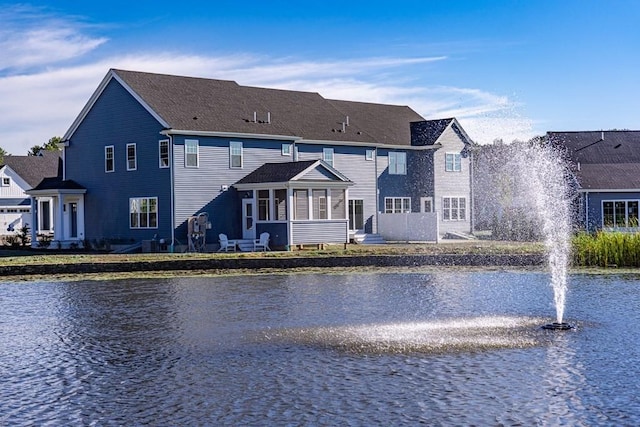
[[218, 233, 237, 252], [254, 232, 270, 251]]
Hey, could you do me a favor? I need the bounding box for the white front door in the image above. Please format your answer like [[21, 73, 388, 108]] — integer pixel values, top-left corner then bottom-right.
[[242, 199, 256, 240]]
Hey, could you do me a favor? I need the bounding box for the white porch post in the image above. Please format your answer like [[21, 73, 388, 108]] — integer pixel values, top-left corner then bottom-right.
[[29, 196, 37, 248], [55, 196, 65, 242], [77, 196, 86, 244]]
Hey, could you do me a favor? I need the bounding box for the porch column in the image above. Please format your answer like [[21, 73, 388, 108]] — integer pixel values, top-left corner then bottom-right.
[[55, 196, 65, 242], [29, 196, 37, 248], [77, 196, 86, 244]]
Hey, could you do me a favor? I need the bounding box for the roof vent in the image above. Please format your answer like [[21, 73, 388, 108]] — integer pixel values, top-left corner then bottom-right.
[[601, 130, 605, 140], [346, 115, 350, 126]]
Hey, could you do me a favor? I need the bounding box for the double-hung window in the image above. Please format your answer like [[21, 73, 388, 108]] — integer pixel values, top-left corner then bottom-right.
[[323, 148, 334, 167], [389, 151, 407, 175], [445, 153, 462, 172], [105, 145, 114, 172], [312, 189, 328, 219], [185, 139, 199, 167], [130, 197, 158, 229], [443, 197, 466, 221], [126, 143, 137, 171], [384, 197, 411, 213], [230, 141, 243, 168], [159, 140, 169, 168]]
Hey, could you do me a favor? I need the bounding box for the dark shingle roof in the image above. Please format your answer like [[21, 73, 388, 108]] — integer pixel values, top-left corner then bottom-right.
[[112, 69, 425, 146], [29, 177, 85, 191], [235, 160, 318, 184], [1, 151, 61, 187], [549, 131, 640, 190], [410, 118, 455, 146]]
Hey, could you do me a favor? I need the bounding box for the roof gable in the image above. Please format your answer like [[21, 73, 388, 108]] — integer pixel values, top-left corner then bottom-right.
[[234, 160, 351, 187], [0, 151, 61, 187]]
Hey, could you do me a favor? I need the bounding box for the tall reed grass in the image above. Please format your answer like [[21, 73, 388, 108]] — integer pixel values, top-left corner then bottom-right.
[[572, 231, 640, 267]]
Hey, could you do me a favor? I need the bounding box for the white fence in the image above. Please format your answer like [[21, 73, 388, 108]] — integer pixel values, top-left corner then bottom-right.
[[377, 212, 438, 242]]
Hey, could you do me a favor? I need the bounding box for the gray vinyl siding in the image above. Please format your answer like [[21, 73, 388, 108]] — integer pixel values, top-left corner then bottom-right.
[[65, 79, 171, 242], [172, 135, 294, 240], [297, 144, 377, 233], [291, 220, 349, 244], [433, 126, 472, 236]]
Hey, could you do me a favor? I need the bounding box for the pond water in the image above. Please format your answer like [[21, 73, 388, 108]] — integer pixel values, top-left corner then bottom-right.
[[1, 270, 639, 425]]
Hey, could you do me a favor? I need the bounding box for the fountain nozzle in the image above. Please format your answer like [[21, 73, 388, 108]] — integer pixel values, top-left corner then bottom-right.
[[542, 322, 573, 331]]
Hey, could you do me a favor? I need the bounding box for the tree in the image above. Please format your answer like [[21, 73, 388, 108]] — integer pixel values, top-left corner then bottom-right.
[[28, 136, 62, 156], [0, 146, 7, 163]]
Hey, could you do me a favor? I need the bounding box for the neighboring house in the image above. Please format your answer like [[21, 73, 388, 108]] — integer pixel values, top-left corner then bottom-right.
[[0, 151, 61, 237], [28, 69, 474, 249], [548, 130, 640, 232]]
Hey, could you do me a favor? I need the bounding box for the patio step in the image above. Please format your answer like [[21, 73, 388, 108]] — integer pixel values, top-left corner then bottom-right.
[[353, 233, 386, 245]]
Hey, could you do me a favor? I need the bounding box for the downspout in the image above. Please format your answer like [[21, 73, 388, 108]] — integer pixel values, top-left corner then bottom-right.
[[469, 147, 475, 234], [374, 147, 379, 235], [169, 134, 176, 252]]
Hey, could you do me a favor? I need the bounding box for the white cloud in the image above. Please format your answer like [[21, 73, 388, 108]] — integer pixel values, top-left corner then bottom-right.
[[0, 6, 534, 153]]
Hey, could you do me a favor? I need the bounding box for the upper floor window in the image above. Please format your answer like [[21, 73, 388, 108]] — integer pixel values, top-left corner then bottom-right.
[[323, 148, 334, 167], [185, 139, 199, 168], [282, 143, 292, 156], [1, 177, 9, 186], [126, 143, 137, 171], [389, 151, 406, 175], [130, 197, 158, 229], [159, 140, 169, 168], [443, 196, 466, 221], [365, 149, 374, 161], [385, 197, 411, 213], [445, 153, 462, 172], [230, 141, 243, 168], [105, 145, 114, 173]]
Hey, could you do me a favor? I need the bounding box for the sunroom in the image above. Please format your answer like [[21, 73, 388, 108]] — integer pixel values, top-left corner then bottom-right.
[[233, 160, 353, 250]]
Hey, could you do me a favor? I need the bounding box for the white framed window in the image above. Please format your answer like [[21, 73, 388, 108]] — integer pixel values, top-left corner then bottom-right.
[[443, 197, 466, 221], [130, 197, 158, 229], [1, 177, 9, 186], [294, 189, 309, 220], [185, 139, 199, 168], [312, 189, 328, 219], [230, 141, 243, 168], [602, 200, 639, 228], [421, 197, 433, 213], [282, 143, 292, 156], [389, 151, 407, 175], [323, 148, 334, 167], [384, 197, 411, 213], [257, 189, 270, 221], [445, 153, 462, 172], [159, 140, 170, 168], [105, 145, 114, 173], [365, 149, 374, 161], [126, 143, 137, 171]]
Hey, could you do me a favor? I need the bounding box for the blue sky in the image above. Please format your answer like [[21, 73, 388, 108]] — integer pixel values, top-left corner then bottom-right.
[[1, 0, 639, 154]]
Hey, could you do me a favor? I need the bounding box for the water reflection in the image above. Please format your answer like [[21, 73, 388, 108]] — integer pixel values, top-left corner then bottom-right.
[[1, 271, 639, 425]]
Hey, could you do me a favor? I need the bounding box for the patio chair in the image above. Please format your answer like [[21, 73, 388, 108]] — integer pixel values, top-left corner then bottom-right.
[[254, 232, 270, 251], [218, 233, 237, 252]]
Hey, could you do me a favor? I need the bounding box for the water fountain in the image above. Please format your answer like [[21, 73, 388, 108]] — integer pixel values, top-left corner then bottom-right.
[[475, 140, 574, 330]]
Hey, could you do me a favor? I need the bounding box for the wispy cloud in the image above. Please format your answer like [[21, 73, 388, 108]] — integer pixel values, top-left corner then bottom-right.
[[0, 5, 107, 73], [0, 7, 534, 154]]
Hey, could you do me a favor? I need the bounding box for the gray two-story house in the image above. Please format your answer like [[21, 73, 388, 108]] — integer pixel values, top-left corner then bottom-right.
[[28, 69, 474, 250]]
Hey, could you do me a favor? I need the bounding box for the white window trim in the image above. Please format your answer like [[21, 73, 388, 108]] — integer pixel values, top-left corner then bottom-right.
[[129, 197, 158, 229], [105, 145, 115, 173], [159, 139, 170, 168], [323, 148, 334, 167], [282, 143, 292, 156], [445, 152, 462, 172], [389, 151, 407, 175], [126, 143, 137, 171], [1, 177, 9, 186], [442, 196, 467, 221], [185, 139, 199, 168], [384, 197, 411, 213], [420, 196, 433, 213], [230, 141, 243, 168], [365, 149, 374, 161], [601, 199, 640, 228]]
